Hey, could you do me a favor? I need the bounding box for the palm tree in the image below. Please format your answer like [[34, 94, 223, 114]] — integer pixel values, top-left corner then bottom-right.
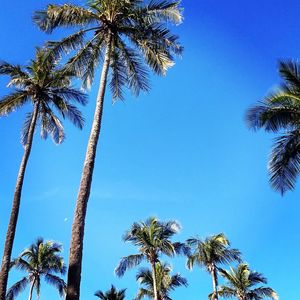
[[33, 2, 183, 300], [6, 238, 66, 300], [135, 262, 187, 300], [215, 263, 278, 300], [115, 217, 188, 300], [246, 60, 300, 195], [95, 285, 126, 300], [186, 233, 241, 300], [0, 49, 86, 300]]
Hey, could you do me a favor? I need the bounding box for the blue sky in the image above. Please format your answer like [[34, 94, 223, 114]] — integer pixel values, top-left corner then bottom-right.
[[0, 0, 299, 299]]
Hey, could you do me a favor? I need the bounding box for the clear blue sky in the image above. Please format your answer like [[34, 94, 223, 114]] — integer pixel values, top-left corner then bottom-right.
[[0, 0, 299, 299]]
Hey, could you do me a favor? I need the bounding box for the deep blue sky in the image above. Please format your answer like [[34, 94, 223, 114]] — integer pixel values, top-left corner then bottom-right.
[[0, 0, 299, 299]]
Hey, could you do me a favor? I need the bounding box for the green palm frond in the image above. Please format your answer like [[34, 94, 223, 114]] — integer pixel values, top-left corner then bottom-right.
[[0, 92, 30, 116], [33, 4, 98, 33]]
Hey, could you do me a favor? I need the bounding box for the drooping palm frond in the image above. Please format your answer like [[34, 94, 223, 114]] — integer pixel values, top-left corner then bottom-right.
[[268, 130, 300, 194], [115, 254, 145, 277], [6, 277, 29, 300]]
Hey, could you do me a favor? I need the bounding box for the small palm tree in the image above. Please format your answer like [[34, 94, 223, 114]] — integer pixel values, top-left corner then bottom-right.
[[186, 233, 241, 300], [6, 238, 66, 300], [135, 262, 187, 300], [0, 49, 86, 300], [216, 263, 278, 300], [115, 217, 188, 300], [95, 285, 126, 300], [246, 60, 300, 194], [33, 3, 183, 299]]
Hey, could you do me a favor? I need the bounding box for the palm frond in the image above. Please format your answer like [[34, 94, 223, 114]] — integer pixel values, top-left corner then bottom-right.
[[268, 130, 300, 194], [21, 112, 34, 146], [33, 4, 97, 33], [44, 274, 66, 297], [6, 277, 29, 300], [115, 254, 145, 277], [0, 92, 30, 116]]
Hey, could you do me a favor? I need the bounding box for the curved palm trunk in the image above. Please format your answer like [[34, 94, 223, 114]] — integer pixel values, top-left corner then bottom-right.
[[66, 34, 112, 300], [28, 278, 36, 300], [0, 103, 39, 300], [151, 261, 158, 300], [211, 266, 219, 300]]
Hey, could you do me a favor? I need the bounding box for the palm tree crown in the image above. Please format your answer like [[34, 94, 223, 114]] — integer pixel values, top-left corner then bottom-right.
[[6, 238, 66, 300], [0, 48, 87, 144], [216, 263, 278, 300], [34, 0, 183, 98], [135, 262, 187, 300], [187, 233, 242, 272], [115, 217, 189, 277], [95, 285, 126, 300], [186, 233, 241, 300], [246, 60, 300, 194]]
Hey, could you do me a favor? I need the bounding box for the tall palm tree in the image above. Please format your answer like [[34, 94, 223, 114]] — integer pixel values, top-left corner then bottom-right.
[[215, 263, 278, 300], [6, 238, 66, 300], [186, 233, 241, 300], [135, 262, 187, 300], [115, 217, 188, 300], [33, 2, 183, 300], [246, 60, 300, 195], [95, 285, 126, 300], [0, 49, 87, 300]]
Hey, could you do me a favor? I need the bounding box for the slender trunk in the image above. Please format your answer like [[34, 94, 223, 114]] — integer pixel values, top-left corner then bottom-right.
[[151, 261, 158, 300], [0, 103, 39, 300], [66, 33, 113, 300], [211, 265, 219, 300], [28, 278, 36, 300]]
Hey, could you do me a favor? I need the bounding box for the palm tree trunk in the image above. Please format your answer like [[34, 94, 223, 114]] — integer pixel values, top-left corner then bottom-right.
[[151, 261, 158, 300], [0, 102, 39, 300], [211, 266, 219, 300], [28, 278, 36, 300], [66, 33, 113, 300]]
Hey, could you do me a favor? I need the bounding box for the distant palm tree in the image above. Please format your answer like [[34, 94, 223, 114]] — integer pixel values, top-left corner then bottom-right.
[[33, 2, 183, 300], [115, 217, 188, 300], [0, 49, 86, 300], [95, 285, 126, 300], [186, 233, 241, 300], [135, 262, 187, 300], [6, 238, 66, 300], [215, 263, 278, 300], [246, 60, 300, 194]]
